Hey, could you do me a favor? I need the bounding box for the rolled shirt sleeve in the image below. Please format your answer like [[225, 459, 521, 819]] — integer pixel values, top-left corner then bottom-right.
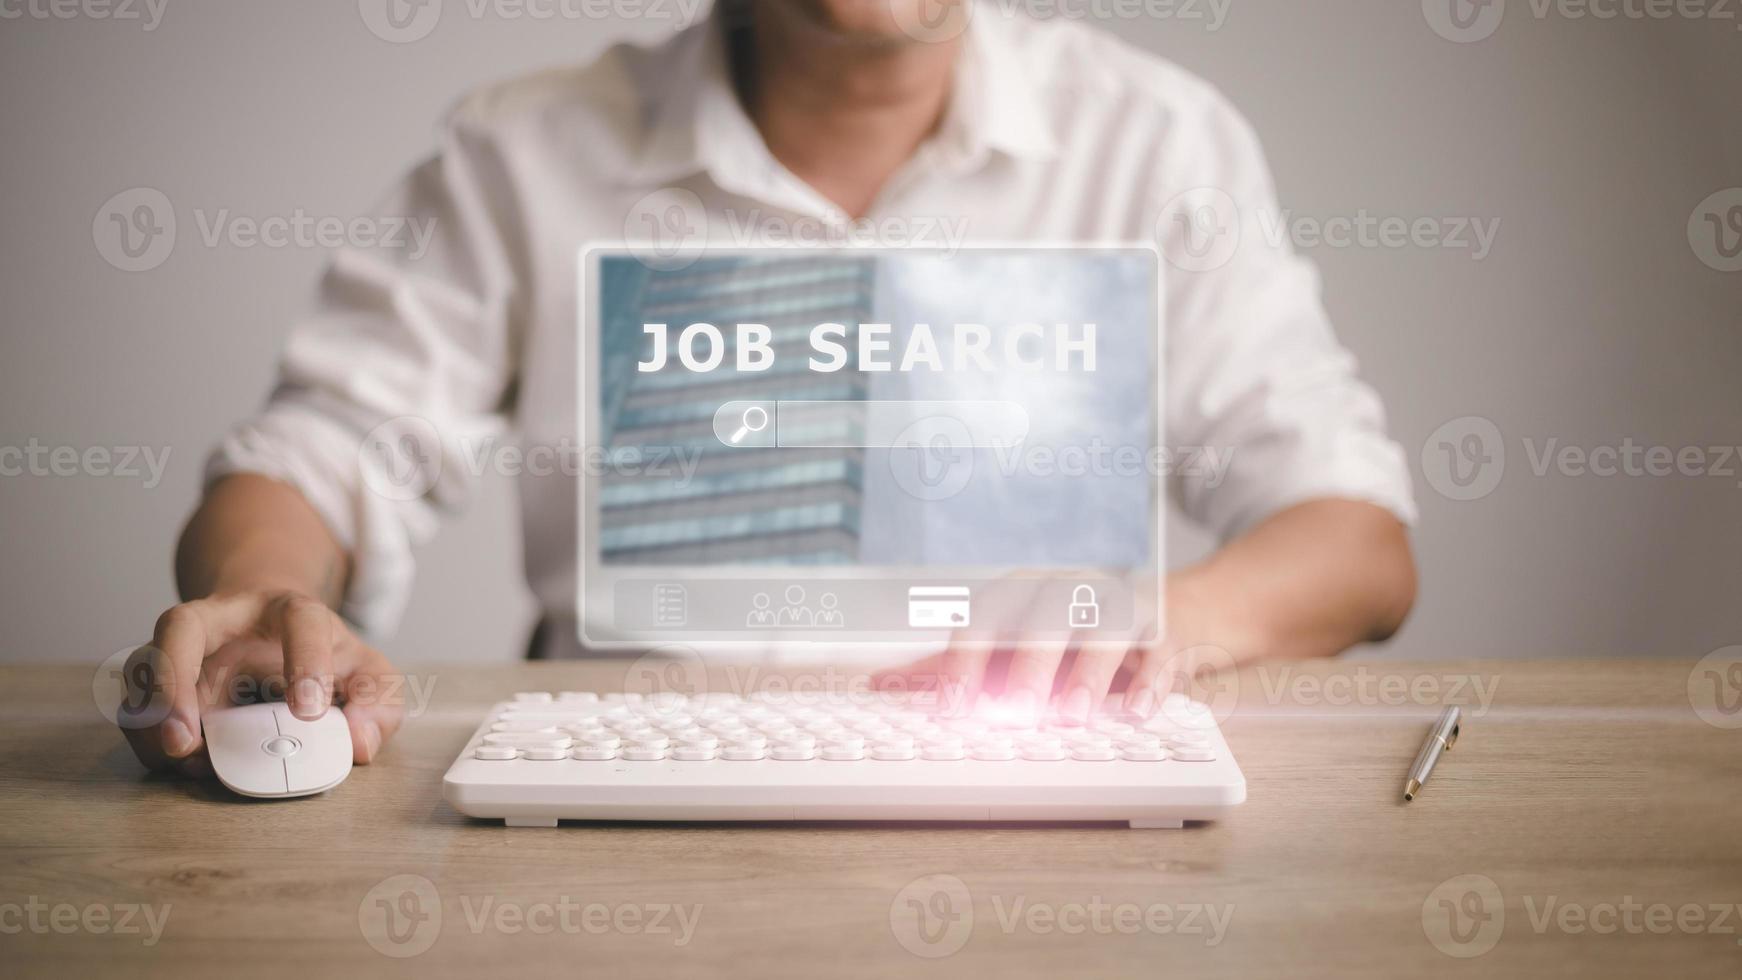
[[1158, 95, 1418, 540], [207, 113, 522, 636]]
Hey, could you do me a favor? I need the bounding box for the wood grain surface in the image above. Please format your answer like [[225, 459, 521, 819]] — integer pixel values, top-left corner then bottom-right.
[[2, 657, 1739, 979]]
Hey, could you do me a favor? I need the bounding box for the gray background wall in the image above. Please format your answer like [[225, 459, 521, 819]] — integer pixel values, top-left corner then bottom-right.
[[1, 0, 1737, 665]]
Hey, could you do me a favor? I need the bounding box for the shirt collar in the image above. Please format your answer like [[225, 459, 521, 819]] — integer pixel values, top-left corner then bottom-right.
[[629, 4, 1059, 190]]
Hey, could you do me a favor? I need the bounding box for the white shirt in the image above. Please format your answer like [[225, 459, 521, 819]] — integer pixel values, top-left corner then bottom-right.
[[210, 8, 1416, 645]]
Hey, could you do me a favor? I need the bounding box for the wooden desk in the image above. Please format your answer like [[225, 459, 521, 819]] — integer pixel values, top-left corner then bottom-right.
[[2, 658, 1738, 979]]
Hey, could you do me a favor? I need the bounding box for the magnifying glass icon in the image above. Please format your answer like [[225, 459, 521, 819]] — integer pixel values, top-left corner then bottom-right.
[[729, 406, 770, 445]]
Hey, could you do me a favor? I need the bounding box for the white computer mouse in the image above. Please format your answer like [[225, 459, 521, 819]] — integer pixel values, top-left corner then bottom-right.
[[203, 701, 353, 798]]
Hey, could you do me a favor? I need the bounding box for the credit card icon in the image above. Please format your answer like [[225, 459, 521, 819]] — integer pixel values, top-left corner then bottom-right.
[[908, 587, 971, 629]]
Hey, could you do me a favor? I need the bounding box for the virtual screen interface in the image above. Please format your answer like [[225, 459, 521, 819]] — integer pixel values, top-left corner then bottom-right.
[[580, 248, 1161, 646]]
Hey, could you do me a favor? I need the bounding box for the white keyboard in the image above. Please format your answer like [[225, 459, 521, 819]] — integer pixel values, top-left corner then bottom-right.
[[442, 690, 1246, 828]]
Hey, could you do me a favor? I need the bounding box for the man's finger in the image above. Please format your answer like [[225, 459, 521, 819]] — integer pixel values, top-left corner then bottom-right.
[[336, 640, 407, 764], [1055, 640, 1132, 725], [936, 641, 996, 716], [1000, 640, 1070, 721], [1120, 643, 1173, 718], [277, 595, 336, 720], [142, 606, 210, 759]]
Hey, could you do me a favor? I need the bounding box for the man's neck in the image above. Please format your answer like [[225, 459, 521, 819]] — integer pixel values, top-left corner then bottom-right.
[[733, 3, 960, 219]]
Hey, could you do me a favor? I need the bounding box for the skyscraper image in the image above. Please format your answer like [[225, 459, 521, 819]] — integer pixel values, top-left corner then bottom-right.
[[597, 254, 874, 565]]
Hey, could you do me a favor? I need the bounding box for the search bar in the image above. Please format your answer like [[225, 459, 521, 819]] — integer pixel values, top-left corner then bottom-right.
[[712, 400, 1030, 450]]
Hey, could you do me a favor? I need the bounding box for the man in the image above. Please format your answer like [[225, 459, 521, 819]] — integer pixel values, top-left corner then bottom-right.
[[122, 0, 1417, 776]]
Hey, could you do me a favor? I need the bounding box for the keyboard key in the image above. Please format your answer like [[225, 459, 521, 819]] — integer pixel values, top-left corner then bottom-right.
[[1019, 744, 1068, 762], [921, 744, 966, 761], [491, 721, 559, 733], [771, 743, 817, 761], [572, 745, 618, 761], [523, 746, 569, 761], [581, 735, 623, 750], [1071, 744, 1118, 762], [483, 733, 574, 749], [821, 744, 866, 761], [971, 743, 1017, 761], [628, 735, 672, 751], [672, 745, 717, 761], [871, 743, 918, 761], [474, 746, 518, 760], [622, 746, 667, 761], [1170, 746, 1217, 762], [1119, 745, 1169, 762], [721, 744, 767, 761]]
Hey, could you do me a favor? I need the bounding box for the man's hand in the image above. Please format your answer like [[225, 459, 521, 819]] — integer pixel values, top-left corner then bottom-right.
[[880, 499, 1417, 723], [118, 590, 405, 776]]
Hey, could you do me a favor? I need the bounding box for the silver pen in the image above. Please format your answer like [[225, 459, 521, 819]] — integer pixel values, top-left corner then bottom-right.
[[1403, 705, 1461, 802]]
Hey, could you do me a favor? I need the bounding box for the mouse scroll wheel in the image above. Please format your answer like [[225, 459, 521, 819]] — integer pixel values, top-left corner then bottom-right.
[[262, 735, 302, 758]]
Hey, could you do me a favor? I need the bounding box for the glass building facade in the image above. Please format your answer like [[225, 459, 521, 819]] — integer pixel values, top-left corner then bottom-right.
[[596, 255, 874, 565]]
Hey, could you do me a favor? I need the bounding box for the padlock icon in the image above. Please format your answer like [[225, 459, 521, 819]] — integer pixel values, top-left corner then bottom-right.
[[1068, 585, 1100, 629]]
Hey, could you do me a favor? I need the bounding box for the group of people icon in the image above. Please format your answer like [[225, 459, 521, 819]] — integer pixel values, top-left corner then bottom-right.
[[747, 585, 844, 628]]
